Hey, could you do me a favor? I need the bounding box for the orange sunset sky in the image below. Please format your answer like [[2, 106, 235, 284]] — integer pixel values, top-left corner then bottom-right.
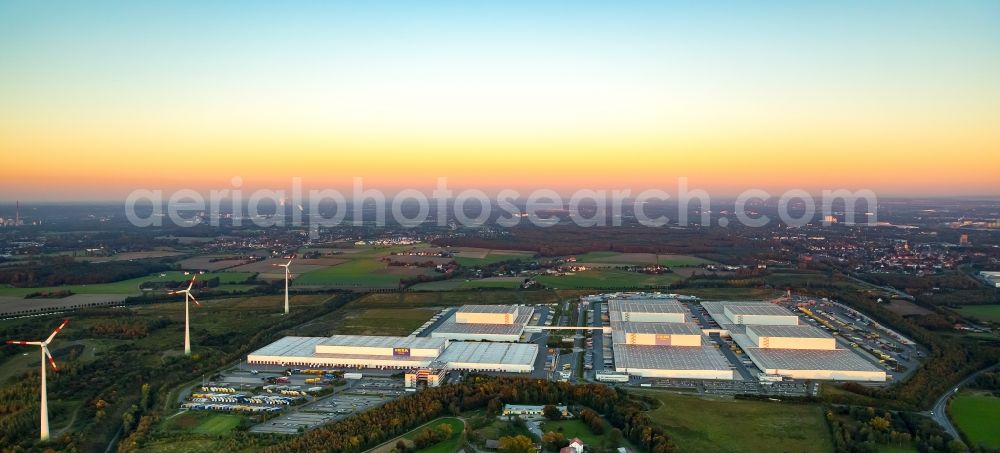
[[1, 1, 998, 200]]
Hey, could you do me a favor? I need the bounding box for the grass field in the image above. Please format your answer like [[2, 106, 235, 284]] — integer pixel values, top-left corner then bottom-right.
[[0, 271, 255, 297], [403, 417, 465, 453], [536, 269, 681, 289], [164, 412, 244, 435], [293, 245, 436, 289], [354, 290, 578, 309], [954, 305, 1000, 323], [541, 419, 611, 447], [335, 307, 437, 336], [571, 252, 713, 267], [453, 249, 535, 267], [636, 390, 834, 453], [951, 391, 1000, 448]]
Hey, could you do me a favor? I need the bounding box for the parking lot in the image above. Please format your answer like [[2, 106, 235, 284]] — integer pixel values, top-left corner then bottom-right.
[[176, 364, 407, 435]]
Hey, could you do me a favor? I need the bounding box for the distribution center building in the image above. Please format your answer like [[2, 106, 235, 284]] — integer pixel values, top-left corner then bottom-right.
[[746, 325, 836, 350], [430, 304, 534, 342], [606, 299, 734, 380], [722, 304, 800, 326], [611, 321, 703, 347], [247, 335, 446, 369], [701, 301, 887, 382], [248, 334, 538, 373], [454, 305, 520, 324], [608, 299, 687, 323]]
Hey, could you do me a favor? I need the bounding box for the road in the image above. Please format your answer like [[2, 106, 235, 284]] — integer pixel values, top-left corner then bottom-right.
[[926, 363, 999, 441], [707, 333, 754, 381]]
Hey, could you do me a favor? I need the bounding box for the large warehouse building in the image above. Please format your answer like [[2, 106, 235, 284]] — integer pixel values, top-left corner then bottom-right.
[[701, 301, 887, 382], [430, 305, 534, 342], [247, 334, 538, 373], [606, 298, 733, 380], [611, 321, 702, 346], [608, 299, 687, 323], [722, 304, 799, 326]]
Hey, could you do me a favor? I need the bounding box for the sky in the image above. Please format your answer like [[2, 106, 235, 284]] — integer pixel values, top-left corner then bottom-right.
[[1, 0, 999, 201]]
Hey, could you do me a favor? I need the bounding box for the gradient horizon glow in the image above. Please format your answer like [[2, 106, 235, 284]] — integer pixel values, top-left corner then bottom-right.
[[2, 1, 999, 201]]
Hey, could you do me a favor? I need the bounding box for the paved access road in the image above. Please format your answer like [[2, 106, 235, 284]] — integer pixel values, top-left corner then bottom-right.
[[927, 363, 999, 441]]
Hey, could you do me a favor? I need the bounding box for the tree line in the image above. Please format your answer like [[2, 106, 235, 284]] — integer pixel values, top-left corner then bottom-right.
[[255, 376, 675, 453], [0, 256, 172, 287]]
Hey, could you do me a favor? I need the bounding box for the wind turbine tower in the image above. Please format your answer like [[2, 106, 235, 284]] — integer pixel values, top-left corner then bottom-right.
[[274, 259, 293, 314], [168, 276, 201, 355], [5, 319, 68, 441]]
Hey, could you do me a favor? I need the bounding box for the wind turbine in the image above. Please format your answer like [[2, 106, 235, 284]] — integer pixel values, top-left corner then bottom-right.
[[273, 259, 293, 314], [168, 276, 201, 355], [6, 319, 68, 441]]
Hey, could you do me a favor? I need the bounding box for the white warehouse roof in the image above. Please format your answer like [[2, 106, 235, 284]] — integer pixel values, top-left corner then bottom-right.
[[613, 344, 731, 371], [434, 341, 538, 367], [248, 336, 327, 357], [748, 348, 885, 373], [724, 304, 795, 317], [608, 300, 686, 313], [431, 307, 533, 336], [613, 321, 703, 335], [457, 305, 519, 314], [747, 324, 829, 339], [319, 335, 447, 349]]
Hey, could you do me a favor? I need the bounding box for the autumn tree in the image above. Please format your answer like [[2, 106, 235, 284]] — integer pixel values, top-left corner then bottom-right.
[[499, 435, 536, 453], [542, 431, 568, 451]]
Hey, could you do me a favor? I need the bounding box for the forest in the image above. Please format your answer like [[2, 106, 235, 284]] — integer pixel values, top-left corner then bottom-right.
[[0, 257, 172, 287], [250, 377, 675, 453], [825, 405, 963, 453]]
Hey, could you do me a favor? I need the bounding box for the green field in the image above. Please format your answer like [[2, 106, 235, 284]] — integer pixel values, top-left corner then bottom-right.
[[293, 246, 435, 288], [335, 307, 437, 336], [403, 417, 465, 453], [636, 390, 834, 453], [951, 391, 1000, 448], [536, 269, 681, 289], [164, 412, 244, 435], [0, 271, 255, 297], [353, 290, 575, 309], [955, 305, 1000, 323], [541, 419, 612, 447], [453, 249, 535, 267]]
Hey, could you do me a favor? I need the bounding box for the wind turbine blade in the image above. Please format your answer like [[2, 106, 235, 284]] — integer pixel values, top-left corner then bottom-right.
[[286, 260, 292, 266], [187, 275, 197, 290], [189, 294, 202, 306], [6, 340, 30, 345], [45, 319, 69, 344], [43, 347, 58, 371]]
